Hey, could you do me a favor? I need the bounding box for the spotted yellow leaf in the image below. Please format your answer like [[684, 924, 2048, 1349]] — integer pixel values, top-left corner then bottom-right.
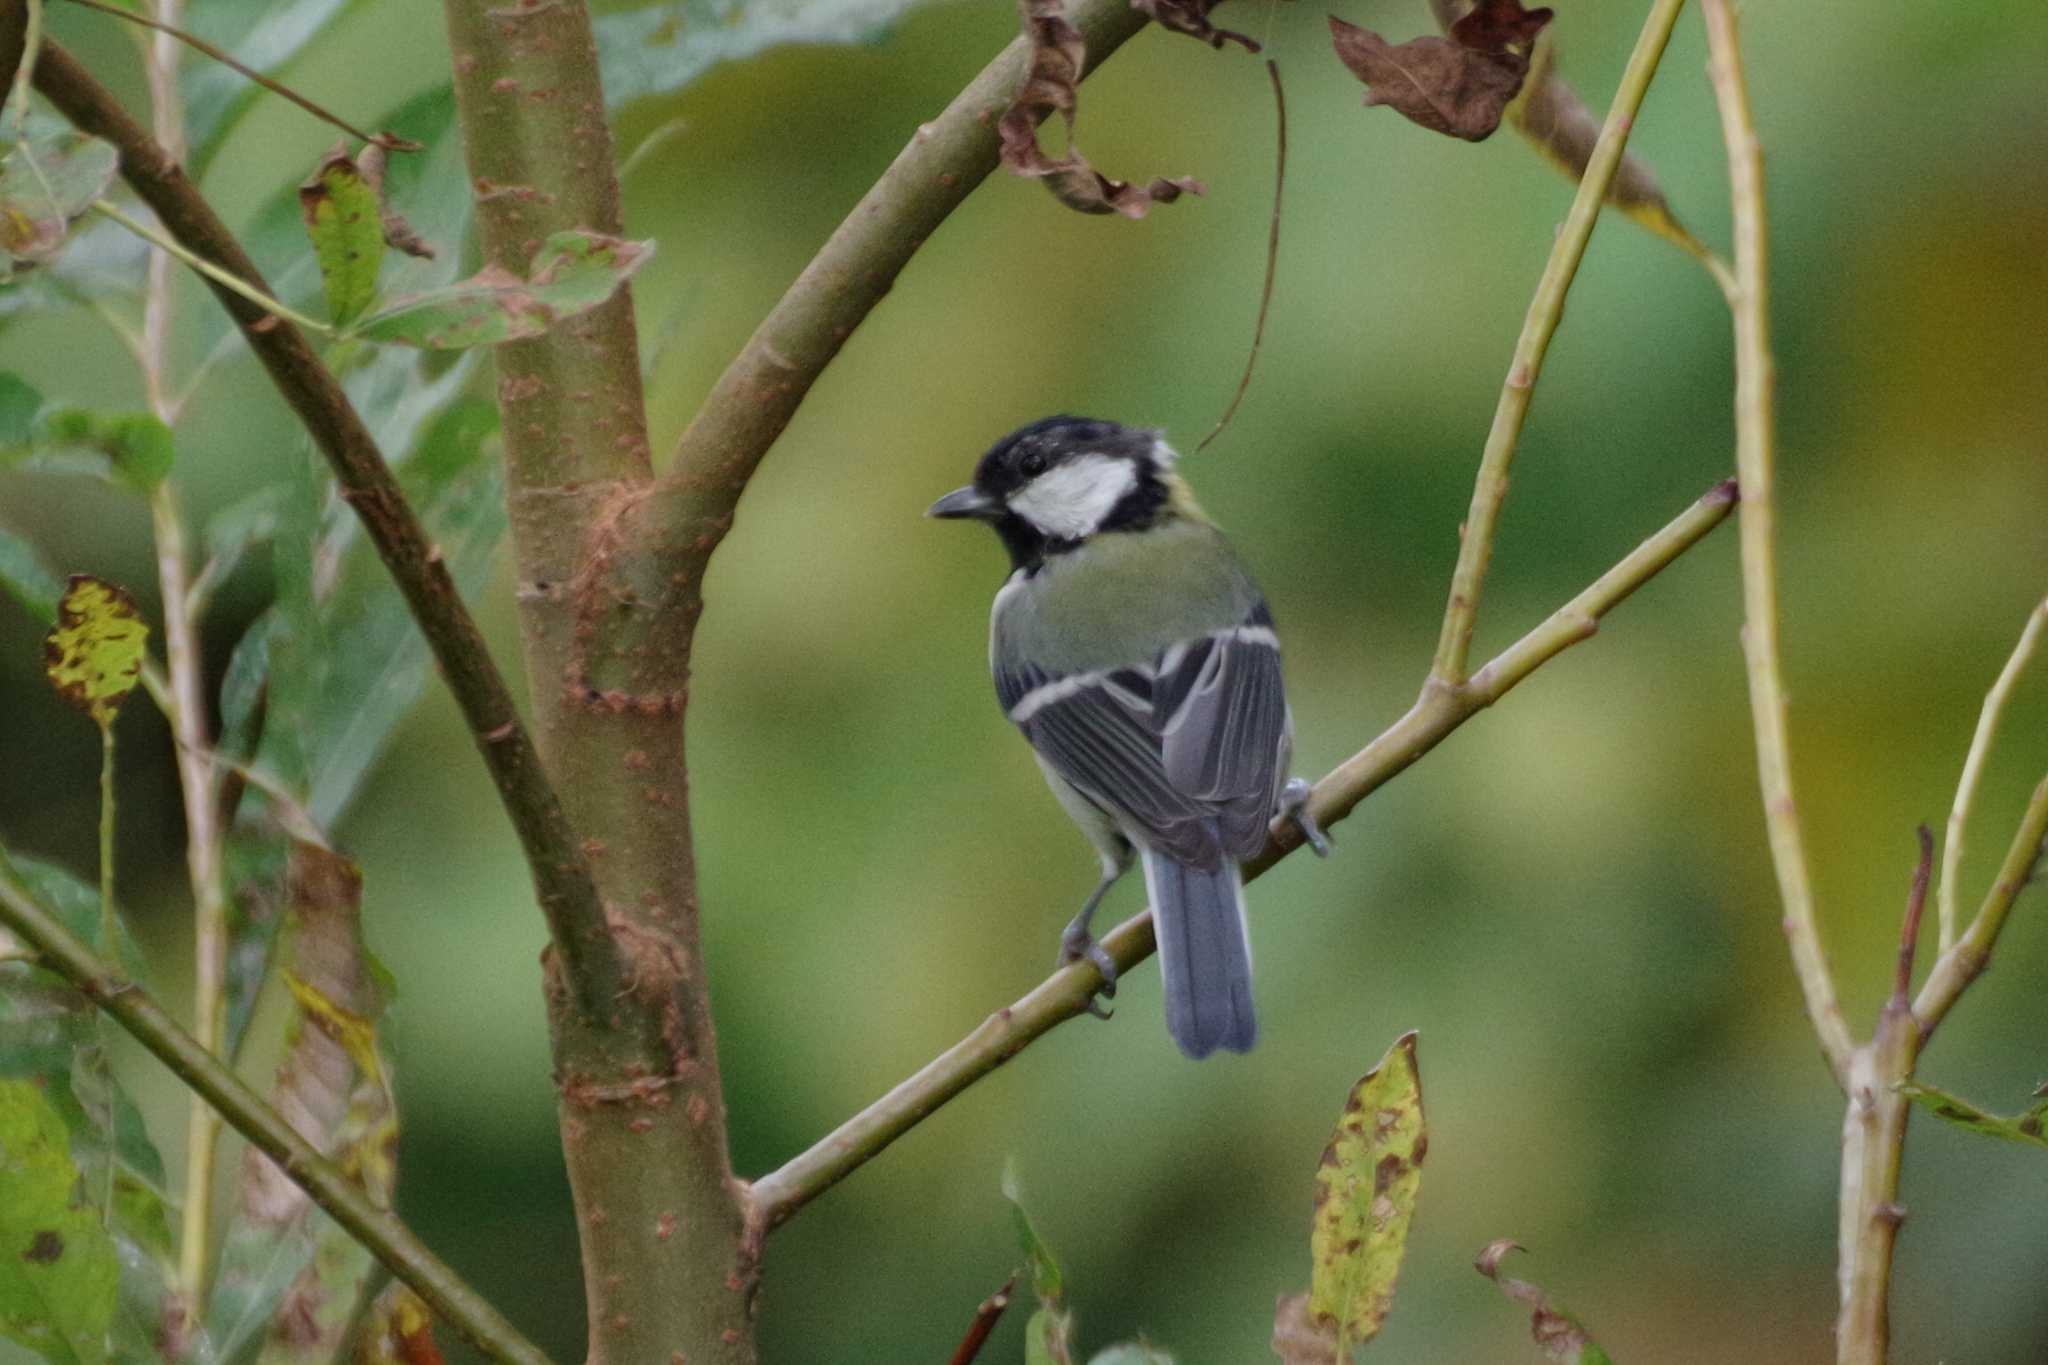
[[282, 968, 385, 1090], [1309, 1031, 1425, 1352], [42, 575, 148, 725]]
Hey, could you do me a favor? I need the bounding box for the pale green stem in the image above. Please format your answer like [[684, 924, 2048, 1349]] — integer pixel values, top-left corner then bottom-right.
[[1936, 597, 2047, 950], [1700, 0, 1854, 1088], [1430, 0, 1693, 685], [6, 0, 41, 134], [1914, 771, 2048, 1031], [94, 718, 117, 1227], [91, 200, 332, 336]]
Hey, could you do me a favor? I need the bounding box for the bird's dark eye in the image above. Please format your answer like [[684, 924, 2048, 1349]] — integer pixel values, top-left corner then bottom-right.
[[1019, 450, 1048, 477]]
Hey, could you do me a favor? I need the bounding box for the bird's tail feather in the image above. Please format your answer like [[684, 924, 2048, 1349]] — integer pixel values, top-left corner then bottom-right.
[[1143, 845, 1256, 1058]]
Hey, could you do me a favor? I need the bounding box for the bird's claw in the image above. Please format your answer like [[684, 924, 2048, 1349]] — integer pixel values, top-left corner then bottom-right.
[[1059, 924, 1118, 1020], [1277, 777, 1333, 857]]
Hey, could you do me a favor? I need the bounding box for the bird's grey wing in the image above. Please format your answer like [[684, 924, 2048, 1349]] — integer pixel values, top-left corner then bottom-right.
[[1155, 600, 1288, 859], [998, 660, 1220, 867]]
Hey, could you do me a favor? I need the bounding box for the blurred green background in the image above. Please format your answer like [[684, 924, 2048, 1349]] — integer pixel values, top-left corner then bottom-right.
[[3, 0, 2047, 1361]]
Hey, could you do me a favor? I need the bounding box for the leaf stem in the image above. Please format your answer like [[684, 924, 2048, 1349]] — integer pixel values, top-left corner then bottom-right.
[[1430, 0, 1693, 685], [1914, 770, 2048, 1032], [91, 199, 333, 336], [1935, 597, 2046, 950], [1701, 0, 1854, 1087], [61, 0, 420, 153], [748, 479, 1735, 1229], [0, 866, 559, 1365], [6, 0, 41, 136], [94, 717, 117, 1227]]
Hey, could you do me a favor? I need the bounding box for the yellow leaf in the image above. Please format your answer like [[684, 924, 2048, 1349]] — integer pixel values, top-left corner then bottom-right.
[[1309, 1031, 1426, 1351], [283, 968, 385, 1089], [42, 574, 148, 725]]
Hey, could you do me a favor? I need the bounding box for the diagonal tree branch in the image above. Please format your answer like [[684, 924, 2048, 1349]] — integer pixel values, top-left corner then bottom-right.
[[1431, 0, 1693, 686], [748, 477, 1737, 1230], [0, 867, 556, 1365], [31, 40, 613, 1000], [643, 0, 1152, 554]]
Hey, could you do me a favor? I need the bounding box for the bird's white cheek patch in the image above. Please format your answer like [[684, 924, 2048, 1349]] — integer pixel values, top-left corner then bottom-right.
[[1008, 454, 1137, 540]]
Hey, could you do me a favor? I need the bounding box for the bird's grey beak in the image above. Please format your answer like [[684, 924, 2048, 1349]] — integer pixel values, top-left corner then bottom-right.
[[927, 486, 996, 520]]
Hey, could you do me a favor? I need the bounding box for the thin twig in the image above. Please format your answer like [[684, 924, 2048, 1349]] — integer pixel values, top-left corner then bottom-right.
[[1937, 597, 2047, 950], [35, 41, 612, 1002], [947, 1276, 1016, 1365], [1195, 58, 1286, 454], [0, 867, 557, 1365], [1429, 0, 1692, 686], [1701, 0, 1854, 1088], [91, 200, 333, 336], [128, 1, 233, 1298], [6, 0, 42, 135], [1914, 771, 2048, 1033], [748, 478, 1736, 1229], [1894, 826, 1931, 1004], [62, 0, 420, 152]]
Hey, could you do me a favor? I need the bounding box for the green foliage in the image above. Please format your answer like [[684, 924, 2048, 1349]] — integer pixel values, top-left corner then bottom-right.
[[1898, 1081, 2048, 1153], [349, 231, 653, 349], [183, 0, 379, 171], [1002, 1162, 1177, 1365], [0, 1079, 119, 1365], [0, 379, 176, 494], [0, 525, 59, 626], [0, 132, 118, 276], [298, 150, 385, 328], [594, 0, 936, 111]]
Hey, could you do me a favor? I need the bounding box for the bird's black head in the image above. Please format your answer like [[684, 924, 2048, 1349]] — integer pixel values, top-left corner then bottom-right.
[[928, 415, 1178, 571]]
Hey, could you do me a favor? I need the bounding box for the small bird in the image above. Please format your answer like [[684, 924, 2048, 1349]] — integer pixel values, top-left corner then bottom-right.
[[930, 416, 1325, 1058]]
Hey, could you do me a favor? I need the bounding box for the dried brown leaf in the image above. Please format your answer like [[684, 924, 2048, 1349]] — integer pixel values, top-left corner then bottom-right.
[[1475, 1241, 1613, 1364], [997, 0, 1205, 218], [1428, 0, 1708, 259], [1328, 0, 1552, 144], [1131, 0, 1259, 52], [1269, 1292, 1340, 1365], [357, 140, 437, 261]]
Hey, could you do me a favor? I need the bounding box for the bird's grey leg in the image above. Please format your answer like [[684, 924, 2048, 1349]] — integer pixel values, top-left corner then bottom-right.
[[1276, 777, 1332, 857], [1058, 866, 1123, 1019]]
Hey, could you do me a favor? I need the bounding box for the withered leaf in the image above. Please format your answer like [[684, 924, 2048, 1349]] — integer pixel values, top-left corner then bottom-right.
[[998, 0, 1205, 218], [1131, 0, 1259, 52], [1475, 1241, 1613, 1364], [358, 140, 437, 261], [1329, 0, 1552, 144], [1429, 0, 1710, 260]]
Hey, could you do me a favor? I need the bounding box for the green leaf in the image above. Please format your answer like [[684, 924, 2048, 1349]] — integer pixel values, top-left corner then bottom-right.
[[298, 147, 385, 328], [1309, 1031, 1425, 1353], [1899, 1080, 2048, 1152], [183, 0, 376, 171], [41, 577, 148, 727], [349, 231, 653, 349], [254, 398, 505, 827], [1024, 1309, 1073, 1365], [0, 527, 61, 626], [0, 1078, 119, 1365], [0, 133, 118, 270], [1001, 1159, 1063, 1307], [1002, 1161, 1073, 1365], [12, 411, 175, 493], [0, 374, 40, 446], [1475, 1242, 1612, 1364], [596, 0, 936, 110]]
